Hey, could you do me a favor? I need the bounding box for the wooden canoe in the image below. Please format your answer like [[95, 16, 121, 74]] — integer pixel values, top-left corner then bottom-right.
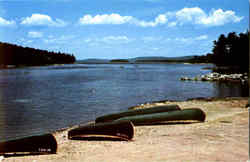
[[0, 134, 57, 155], [95, 105, 181, 123], [114, 108, 206, 125], [68, 121, 134, 141]]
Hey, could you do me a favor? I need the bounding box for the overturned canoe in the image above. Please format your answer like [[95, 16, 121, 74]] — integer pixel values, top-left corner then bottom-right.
[[68, 121, 134, 141], [114, 108, 206, 125], [95, 104, 181, 123], [0, 134, 57, 155]]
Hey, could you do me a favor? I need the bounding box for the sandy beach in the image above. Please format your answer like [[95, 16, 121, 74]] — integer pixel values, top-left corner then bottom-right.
[[2, 97, 249, 162]]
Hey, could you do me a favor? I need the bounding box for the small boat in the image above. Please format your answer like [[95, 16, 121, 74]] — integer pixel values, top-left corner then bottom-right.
[[68, 121, 134, 141], [95, 105, 181, 123], [114, 108, 206, 125], [0, 134, 57, 155]]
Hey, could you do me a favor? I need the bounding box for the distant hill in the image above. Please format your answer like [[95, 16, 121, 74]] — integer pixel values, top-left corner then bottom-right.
[[77, 59, 110, 64], [110, 59, 129, 63], [131, 56, 196, 62], [77, 55, 210, 64]]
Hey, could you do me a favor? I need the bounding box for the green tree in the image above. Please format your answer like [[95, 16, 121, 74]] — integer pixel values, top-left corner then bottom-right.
[[211, 31, 249, 73]]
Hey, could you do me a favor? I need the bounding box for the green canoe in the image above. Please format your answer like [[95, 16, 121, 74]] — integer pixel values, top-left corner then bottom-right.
[[0, 134, 57, 155], [95, 104, 181, 123], [114, 108, 206, 125], [68, 121, 134, 141]]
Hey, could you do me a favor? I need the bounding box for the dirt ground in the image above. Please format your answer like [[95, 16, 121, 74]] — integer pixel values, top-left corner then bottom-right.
[[2, 97, 249, 162]]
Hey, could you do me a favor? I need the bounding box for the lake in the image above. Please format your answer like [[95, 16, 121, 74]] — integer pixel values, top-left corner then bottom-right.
[[0, 63, 248, 141]]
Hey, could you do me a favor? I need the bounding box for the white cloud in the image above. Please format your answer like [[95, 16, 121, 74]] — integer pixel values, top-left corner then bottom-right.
[[170, 7, 243, 26], [175, 37, 189, 43], [81, 36, 134, 45], [141, 35, 207, 44], [79, 14, 133, 25], [28, 31, 43, 38], [199, 9, 243, 26], [102, 36, 129, 42], [168, 21, 177, 27], [17, 38, 34, 46], [135, 14, 167, 27], [79, 13, 167, 27], [100, 36, 134, 44], [21, 14, 67, 27], [175, 7, 206, 25], [0, 17, 15, 26], [78, 8, 242, 27], [195, 35, 208, 40], [43, 35, 76, 44], [43, 38, 56, 44], [174, 35, 208, 43]]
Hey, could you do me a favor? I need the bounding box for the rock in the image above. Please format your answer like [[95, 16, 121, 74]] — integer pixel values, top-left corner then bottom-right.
[[180, 72, 248, 83]]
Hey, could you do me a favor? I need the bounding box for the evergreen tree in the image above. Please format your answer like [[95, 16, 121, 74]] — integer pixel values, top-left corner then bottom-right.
[[212, 31, 249, 73], [0, 42, 76, 67]]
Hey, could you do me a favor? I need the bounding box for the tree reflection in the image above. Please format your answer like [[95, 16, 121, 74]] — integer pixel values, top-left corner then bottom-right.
[[213, 82, 249, 97]]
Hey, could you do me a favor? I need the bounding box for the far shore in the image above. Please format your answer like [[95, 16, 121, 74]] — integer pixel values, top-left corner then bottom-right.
[[3, 97, 249, 162], [77, 61, 213, 65], [2, 63, 248, 77]]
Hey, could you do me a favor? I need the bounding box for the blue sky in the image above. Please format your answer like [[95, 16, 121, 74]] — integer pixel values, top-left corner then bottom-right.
[[0, 0, 248, 60]]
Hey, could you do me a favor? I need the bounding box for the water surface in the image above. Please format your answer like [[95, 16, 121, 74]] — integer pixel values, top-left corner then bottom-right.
[[0, 63, 248, 141]]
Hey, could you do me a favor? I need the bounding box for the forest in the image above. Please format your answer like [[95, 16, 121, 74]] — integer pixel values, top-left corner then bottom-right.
[[0, 42, 76, 67], [180, 31, 249, 73], [211, 31, 249, 73]]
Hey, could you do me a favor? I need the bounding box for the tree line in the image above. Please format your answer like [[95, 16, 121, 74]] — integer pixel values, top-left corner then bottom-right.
[[0, 42, 76, 67], [211, 31, 249, 73], [184, 31, 248, 73]]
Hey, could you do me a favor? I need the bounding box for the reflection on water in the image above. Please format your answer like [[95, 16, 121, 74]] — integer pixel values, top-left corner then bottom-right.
[[0, 63, 248, 141], [214, 82, 249, 98]]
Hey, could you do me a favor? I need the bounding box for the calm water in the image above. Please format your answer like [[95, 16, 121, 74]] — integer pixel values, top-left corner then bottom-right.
[[0, 63, 248, 141]]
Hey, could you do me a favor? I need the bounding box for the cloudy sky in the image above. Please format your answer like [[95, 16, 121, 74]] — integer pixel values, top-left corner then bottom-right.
[[0, 0, 248, 59]]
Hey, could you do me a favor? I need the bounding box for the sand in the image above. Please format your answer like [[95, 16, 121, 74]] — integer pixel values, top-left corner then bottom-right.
[[2, 97, 249, 162]]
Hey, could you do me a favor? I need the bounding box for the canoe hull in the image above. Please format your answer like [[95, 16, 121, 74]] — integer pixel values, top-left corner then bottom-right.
[[96, 105, 181, 123], [0, 134, 57, 155], [115, 108, 206, 125], [68, 121, 134, 141]]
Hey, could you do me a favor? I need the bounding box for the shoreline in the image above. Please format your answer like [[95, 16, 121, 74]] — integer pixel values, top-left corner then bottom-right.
[[43, 97, 247, 136], [128, 96, 249, 109], [3, 97, 249, 162], [47, 97, 249, 134], [50, 97, 249, 133]]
